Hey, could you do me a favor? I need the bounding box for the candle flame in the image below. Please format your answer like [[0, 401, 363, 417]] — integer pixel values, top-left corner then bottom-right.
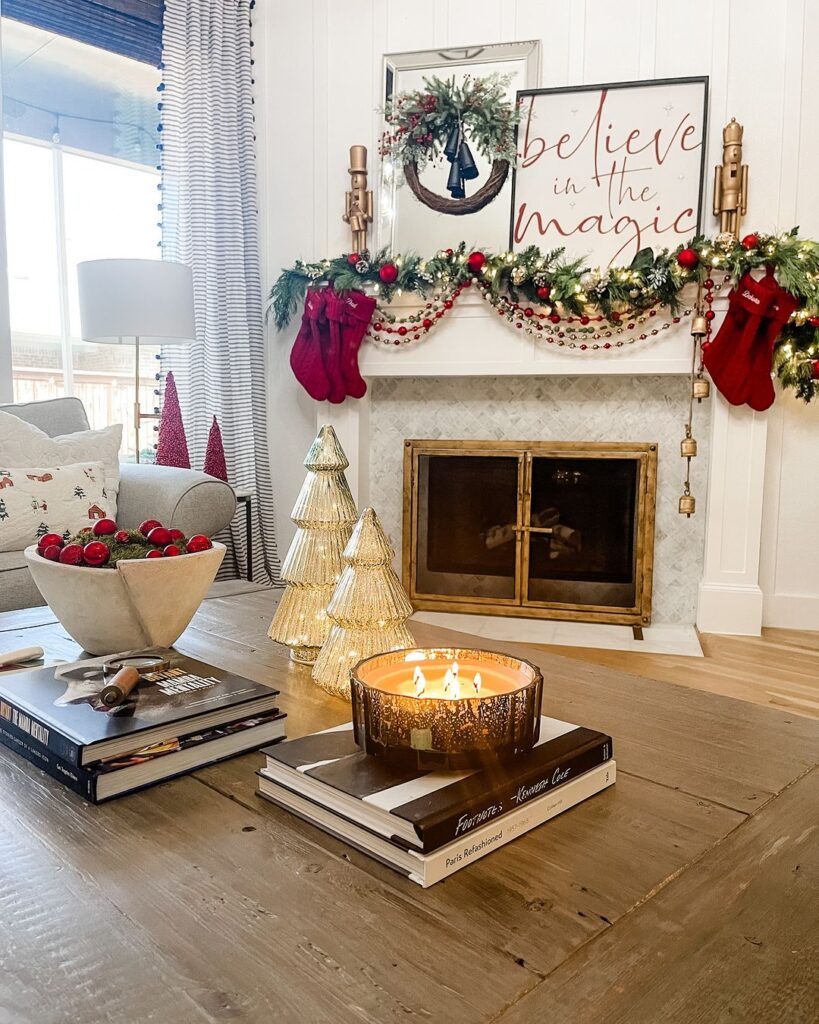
[[473, 672, 482, 694]]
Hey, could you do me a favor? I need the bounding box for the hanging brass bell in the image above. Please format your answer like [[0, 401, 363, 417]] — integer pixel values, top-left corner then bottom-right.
[[678, 493, 696, 517], [681, 436, 698, 458], [691, 315, 708, 337], [693, 376, 711, 401]]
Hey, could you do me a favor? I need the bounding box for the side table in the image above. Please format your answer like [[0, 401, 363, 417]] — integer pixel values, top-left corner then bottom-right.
[[234, 487, 254, 581]]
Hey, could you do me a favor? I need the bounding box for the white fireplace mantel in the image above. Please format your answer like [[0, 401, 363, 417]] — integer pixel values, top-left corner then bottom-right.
[[317, 294, 768, 636]]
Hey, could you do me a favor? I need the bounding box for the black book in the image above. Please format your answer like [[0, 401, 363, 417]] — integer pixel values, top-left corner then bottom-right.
[[0, 648, 281, 767], [1, 707, 286, 803], [260, 716, 612, 853]]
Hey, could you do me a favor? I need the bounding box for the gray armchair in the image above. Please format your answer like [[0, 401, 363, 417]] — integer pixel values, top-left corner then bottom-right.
[[0, 397, 236, 612]]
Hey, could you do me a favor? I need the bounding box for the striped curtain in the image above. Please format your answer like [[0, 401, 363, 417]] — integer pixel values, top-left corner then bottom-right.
[[158, 0, 279, 584]]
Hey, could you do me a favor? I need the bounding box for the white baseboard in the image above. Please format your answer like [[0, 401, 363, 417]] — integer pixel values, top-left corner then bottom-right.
[[696, 582, 764, 636], [762, 593, 819, 631]]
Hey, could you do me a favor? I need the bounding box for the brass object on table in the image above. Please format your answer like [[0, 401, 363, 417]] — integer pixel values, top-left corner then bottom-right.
[[713, 118, 749, 239], [343, 144, 373, 254]]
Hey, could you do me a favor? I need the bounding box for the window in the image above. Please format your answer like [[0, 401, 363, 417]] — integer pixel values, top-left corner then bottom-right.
[[2, 18, 160, 460]]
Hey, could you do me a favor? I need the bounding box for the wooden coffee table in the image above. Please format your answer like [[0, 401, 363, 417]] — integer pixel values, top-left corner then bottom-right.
[[1, 590, 817, 1024]]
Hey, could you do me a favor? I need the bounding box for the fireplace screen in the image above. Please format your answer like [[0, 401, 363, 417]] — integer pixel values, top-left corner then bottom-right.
[[404, 441, 657, 627]]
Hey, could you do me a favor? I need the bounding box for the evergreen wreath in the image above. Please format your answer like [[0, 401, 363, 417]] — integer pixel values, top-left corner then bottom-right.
[[379, 74, 521, 213], [269, 230, 819, 404]]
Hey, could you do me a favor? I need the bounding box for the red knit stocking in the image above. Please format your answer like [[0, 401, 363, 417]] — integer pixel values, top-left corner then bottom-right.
[[338, 292, 377, 399], [289, 289, 330, 401], [747, 281, 799, 411], [324, 292, 349, 404], [702, 273, 778, 406]]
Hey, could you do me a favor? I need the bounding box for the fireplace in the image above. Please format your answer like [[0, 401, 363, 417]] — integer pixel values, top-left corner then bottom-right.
[[403, 440, 657, 630]]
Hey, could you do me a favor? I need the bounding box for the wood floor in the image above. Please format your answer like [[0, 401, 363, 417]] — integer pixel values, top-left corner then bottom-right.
[[528, 627, 819, 721]]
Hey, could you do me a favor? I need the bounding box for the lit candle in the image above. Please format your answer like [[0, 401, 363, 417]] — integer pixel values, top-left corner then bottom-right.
[[349, 647, 543, 769]]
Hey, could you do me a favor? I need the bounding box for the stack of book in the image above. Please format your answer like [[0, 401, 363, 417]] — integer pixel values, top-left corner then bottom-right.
[[0, 650, 285, 802], [257, 716, 614, 886]]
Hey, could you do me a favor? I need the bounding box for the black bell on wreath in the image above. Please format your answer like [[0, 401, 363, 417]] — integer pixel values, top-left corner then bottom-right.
[[458, 140, 479, 180], [446, 159, 465, 198], [443, 122, 461, 162]]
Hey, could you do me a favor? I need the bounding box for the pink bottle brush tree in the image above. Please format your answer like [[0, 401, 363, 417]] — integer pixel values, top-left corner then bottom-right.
[[155, 371, 191, 469], [204, 416, 228, 481]]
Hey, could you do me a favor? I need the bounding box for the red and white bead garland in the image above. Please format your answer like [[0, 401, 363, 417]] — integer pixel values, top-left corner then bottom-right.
[[366, 275, 700, 351]]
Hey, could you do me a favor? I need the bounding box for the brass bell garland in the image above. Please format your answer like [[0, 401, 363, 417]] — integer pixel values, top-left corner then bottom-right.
[[680, 435, 698, 458], [678, 492, 696, 517], [693, 376, 711, 401]]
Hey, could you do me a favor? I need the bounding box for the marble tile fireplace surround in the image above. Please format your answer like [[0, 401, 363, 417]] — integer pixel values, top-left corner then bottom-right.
[[318, 290, 770, 640]]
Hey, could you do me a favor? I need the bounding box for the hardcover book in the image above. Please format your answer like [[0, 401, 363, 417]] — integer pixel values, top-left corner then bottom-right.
[[0, 648, 281, 766], [259, 716, 612, 853], [258, 760, 616, 887]]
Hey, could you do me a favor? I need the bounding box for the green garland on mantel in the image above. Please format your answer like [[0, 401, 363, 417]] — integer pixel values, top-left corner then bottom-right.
[[269, 230, 819, 402]]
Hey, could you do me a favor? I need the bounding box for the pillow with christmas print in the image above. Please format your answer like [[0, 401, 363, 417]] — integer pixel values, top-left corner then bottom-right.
[[0, 411, 122, 518], [0, 462, 112, 553]]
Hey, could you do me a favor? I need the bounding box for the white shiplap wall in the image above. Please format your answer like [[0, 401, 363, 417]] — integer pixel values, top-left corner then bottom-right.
[[255, 0, 819, 629]]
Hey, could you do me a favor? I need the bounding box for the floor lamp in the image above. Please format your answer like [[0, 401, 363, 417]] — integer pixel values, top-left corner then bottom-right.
[[77, 259, 195, 462]]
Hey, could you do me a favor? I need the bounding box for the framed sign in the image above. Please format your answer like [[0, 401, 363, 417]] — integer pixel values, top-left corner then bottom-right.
[[510, 77, 708, 266]]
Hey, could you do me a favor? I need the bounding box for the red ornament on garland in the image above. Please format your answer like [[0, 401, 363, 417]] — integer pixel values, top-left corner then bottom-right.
[[378, 263, 398, 284], [347, 253, 360, 265], [204, 416, 228, 481], [676, 248, 699, 270], [812, 360, 819, 380], [808, 316, 819, 328], [741, 234, 760, 250], [467, 251, 486, 274], [536, 285, 551, 300], [155, 370, 191, 469]]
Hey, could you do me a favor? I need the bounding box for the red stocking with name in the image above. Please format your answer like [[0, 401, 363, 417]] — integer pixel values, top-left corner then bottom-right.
[[289, 289, 330, 401], [325, 291, 376, 402], [339, 292, 377, 399], [702, 272, 778, 406], [747, 282, 799, 411]]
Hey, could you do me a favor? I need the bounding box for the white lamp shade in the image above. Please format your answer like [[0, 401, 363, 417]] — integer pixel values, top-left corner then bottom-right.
[[77, 258, 196, 344]]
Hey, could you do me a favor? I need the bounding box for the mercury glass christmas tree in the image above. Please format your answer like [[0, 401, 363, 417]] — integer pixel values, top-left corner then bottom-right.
[[312, 507, 414, 701], [268, 425, 357, 663]]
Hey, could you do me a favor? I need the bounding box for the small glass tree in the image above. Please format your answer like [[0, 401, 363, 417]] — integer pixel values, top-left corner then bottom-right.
[[312, 507, 414, 701], [268, 425, 357, 663]]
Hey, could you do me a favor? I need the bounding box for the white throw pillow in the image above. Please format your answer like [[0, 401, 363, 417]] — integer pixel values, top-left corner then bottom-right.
[[0, 461, 112, 552], [0, 411, 121, 517]]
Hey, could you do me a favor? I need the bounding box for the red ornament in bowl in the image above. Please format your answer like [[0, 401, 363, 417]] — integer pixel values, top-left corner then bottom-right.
[[168, 528, 185, 541], [163, 544, 182, 557], [37, 532, 64, 552], [58, 544, 85, 566], [147, 526, 173, 547], [138, 519, 163, 536], [83, 541, 111, 567], [186, 535, 213, 554], [145, 549, 163, 558], [41, 544, 62, 561], [92, 518, 117, 536], [114, 530, 131, 544]]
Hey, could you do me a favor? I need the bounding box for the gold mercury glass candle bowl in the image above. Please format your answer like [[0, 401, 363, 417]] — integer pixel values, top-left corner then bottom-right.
[[350, 647, 543, 770]]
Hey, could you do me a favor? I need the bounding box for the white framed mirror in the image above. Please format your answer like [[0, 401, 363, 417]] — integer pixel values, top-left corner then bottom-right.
[[379, 40, 541, 254]]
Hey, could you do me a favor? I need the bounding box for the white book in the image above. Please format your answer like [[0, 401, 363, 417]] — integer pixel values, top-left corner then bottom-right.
[[258, 758, 615, 887]]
